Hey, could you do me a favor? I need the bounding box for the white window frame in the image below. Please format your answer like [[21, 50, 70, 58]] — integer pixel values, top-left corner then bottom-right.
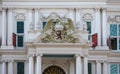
[[110, 63, 120, 74], [16, 20, 24, 49], [86, 21, 92, 42], [110, 23, 120, 51]]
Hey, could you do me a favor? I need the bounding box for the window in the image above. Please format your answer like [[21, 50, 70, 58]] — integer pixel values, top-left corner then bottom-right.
[[16, 21, 24, 47], [86, 22, 92, 41], [88, 63, 92, 74], [110, 24, 120, 50], [17, 21, 24, 33], [42, 21, 47, 29], [17, 62, 24, 74], [110, 64, 120, 74]]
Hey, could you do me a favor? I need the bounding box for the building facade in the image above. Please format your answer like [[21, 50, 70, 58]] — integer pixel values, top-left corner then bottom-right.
[[0, 0, 120, 74]]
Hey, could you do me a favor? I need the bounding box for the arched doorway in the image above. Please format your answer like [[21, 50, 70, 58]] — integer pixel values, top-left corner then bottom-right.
[[43, 65, 66, 74]]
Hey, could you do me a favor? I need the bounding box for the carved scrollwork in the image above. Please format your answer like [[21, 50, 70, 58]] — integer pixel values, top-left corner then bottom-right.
[[115, 15, 120, 23], [82, 13, 93, 21], [108, 15, 120, 23], [15, 13, 25, 20]]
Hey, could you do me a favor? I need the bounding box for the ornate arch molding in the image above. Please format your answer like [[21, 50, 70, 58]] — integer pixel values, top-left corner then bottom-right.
[[42, 63, 68, 74]]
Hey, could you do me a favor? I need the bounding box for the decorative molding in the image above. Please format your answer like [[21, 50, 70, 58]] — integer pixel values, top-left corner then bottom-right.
[[36, 53, 43, 57], [82, 13, 93, 21], [28, 54, 35, 57], [115, 15, 120, 23], [15, 13, 25, 20], [29, 22, 34, 30], [108, 15, 120, 23]]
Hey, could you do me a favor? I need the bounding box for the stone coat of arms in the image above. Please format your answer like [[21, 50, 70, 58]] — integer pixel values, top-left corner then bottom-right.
[[38, 18, 82, 43]]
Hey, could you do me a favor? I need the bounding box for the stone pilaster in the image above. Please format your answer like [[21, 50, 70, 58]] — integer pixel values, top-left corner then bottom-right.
[[1, 8, 7, 49], [95, 8, 102, 49], [96, 60, 101, 74], [75, 54, 82, 74], [8, 60, 14, 74], [7, 8, 14, 49], [101, 8, 109, 50], [103, 61, 108, 74], [36, 54, 42, 74], [28, 54, 34, 74], [2, 60, 6, 74], [83, 56, 88, 74]]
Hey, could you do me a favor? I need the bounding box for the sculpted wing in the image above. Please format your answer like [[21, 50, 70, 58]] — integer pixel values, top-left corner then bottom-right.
[[43, 19, 54, 32], [67, 18, 76, 31]]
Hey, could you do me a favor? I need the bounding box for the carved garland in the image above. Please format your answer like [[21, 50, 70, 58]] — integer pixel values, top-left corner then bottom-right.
[[108, 15, 120, 23]]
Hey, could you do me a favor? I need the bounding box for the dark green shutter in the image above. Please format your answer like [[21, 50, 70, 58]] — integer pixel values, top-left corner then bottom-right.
[[17, 21, 24, 33], [17, 62, 24, 74], [88, 63, 92, 74]]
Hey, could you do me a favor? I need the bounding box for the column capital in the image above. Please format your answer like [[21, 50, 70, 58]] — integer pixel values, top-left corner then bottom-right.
[[8, 8, 13, 12], [36, 53, 42, 57], [94, 8, 101, 12], [101, 8, 107, 11], [96, 60, 102, 63], [75, 54, 81, 57], [27, 8, 33, 12], [28, 54, 35, 58], [68, 8, 74, 12], [1, 60, 7, 62], [34, 8, 40, 11], [83, 54, 88, 57], [103, 60, 108, 63], [76, 8, 81, 12], [2, 8, 7, 11], [7, 59, 14, 62]]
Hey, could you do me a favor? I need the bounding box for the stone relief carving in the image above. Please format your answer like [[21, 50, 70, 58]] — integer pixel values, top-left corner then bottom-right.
[[115, 15, 120, 23], [108, 15, 120, 23], [39, 18, 80, 43], [32, 12, 89, 43], [36, 22, 41, 30], [82, 13, 93, 21], [29, 22, 34, 30], [15, 13, 25, 20]]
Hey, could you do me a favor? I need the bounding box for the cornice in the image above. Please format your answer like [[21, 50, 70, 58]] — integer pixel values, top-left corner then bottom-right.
[[89, 50, 120, 57], [0, 49, 27, 55], [26, 43, 91, 49], [1, 2, 107, 8]]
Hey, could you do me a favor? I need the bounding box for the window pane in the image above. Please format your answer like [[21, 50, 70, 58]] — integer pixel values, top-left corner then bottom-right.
[[110, 64, 118, 74], [42, 22, 47, 29], [111, 38, 117, 50], [87, 22, 91, 34], [17, 36, 23, 47], [110, 24, 117, 36], [17, 62, 24, 74], [17, 21, 24, 33], [88, 63, 92, 74]]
